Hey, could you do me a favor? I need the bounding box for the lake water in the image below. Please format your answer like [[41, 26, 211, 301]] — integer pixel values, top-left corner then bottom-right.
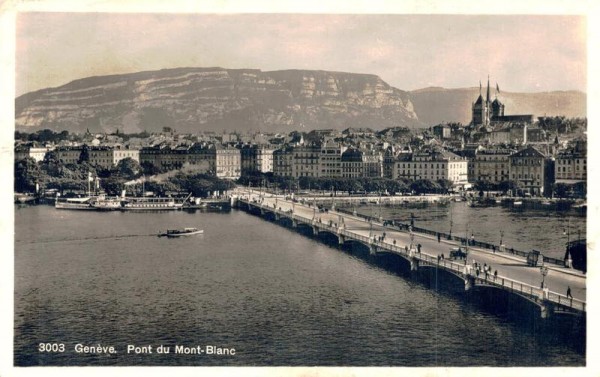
[[342, 201, 586, 260], [14, 205, 585, 366]]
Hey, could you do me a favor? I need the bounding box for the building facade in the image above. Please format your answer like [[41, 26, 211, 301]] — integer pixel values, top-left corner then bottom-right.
[[292, 145, 320, 178], [319, 140, 346, 178], [470, 148, 514, 183], [394, 149, 468, 188], [273, 147, 294, 178], [214, 146, 242, 180], [112, 146, 140, 165], [555, 140, 586, 183], [15, 146, 54, 162], [240, 145, 275, 174], [509, 146, 546, 195]]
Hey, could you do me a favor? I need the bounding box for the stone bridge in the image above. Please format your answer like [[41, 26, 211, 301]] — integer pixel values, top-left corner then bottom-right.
[[237, 196, 586, 319]]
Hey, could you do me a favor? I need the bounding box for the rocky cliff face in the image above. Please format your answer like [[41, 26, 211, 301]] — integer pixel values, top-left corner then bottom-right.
[[15, 67, 420, 133], [409, 87, 586, 126]]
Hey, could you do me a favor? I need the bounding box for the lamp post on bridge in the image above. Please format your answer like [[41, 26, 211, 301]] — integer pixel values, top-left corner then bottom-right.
[[563, 217, 575, 268], [378, 191, 383, 222], [449, 209, 453, 239], [464, 224, 469, 263], [540, 265, 549, 289]]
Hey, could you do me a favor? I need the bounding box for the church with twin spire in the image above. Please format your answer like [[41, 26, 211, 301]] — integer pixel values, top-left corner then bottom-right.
[[472, 77, 533, 126]]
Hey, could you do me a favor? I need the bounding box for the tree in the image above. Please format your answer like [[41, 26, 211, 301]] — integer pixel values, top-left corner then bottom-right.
[[15, 157, 41, 193], [346, 179, 364, 194], [410, 179, 437, 194], [552, 183, 570, 198], [101, 177, 126, 196], [436, 179, 454, 194], [573, 182, 586, 198], [276, 177, 297, 191], [498, 180, 521, 195], [141, 161, 162, 175], [78, 144, 90, 163], [115, 158, 141, 180]]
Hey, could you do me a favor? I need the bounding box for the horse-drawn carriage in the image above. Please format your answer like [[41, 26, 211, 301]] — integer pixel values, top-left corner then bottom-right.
[[449, 247, 467, 260]]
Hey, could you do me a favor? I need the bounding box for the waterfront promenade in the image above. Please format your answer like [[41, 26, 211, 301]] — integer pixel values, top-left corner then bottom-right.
[[235, 188, 586, 317]]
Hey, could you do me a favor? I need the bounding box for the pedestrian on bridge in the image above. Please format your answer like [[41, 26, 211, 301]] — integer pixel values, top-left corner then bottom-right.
[[437, 233, 441, 243], [567, 286, 573, 299], [494, 270, 498, 281]]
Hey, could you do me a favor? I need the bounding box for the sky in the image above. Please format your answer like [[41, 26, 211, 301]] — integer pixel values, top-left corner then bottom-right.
[[15, 13, 586, 97]]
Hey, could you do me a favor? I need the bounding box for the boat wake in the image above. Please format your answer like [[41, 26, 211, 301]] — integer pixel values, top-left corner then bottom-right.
[[16, 233, 158, 245]]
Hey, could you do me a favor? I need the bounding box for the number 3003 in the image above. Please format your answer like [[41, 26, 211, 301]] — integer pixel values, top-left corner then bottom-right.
[[38, 343, 65, 352]]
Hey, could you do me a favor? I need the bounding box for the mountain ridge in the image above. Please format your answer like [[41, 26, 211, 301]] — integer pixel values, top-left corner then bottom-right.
[[15, 67, 586, 133]]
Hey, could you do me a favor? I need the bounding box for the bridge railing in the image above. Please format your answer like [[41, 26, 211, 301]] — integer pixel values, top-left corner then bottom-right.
[[334, 207, 567, 268], [547, 291, 586, 312], [241, 198, 586, 312]]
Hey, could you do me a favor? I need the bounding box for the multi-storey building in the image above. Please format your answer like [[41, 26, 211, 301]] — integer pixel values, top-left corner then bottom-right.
[[273, 147, 294, 178], [470, 148, 514, 183], [394, 149, 468, 188], [340, 148, 363, 178], [382, 148, 397, 179], [88, 147, 114, 169], [15, 145, 54, 162], [56, 145, 139, 169], [214, 146, 242, 180], [433, 124, 451, 140], [555, 140, 586, 183], [139, 144, 240, 179], [240, 145, 275, 173], [509, 146, 546, 195], [319, 139, 346, 178], [489, 123, 528, 145], [139, 145, 191, 170], [112, 146, 140, 165], [362, 149, 383, 178], [292, 145, 320, 178], [55, 146, 83, 165]]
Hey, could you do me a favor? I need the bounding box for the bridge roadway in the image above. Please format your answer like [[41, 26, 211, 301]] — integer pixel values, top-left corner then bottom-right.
[[235, 189, 586, 316]]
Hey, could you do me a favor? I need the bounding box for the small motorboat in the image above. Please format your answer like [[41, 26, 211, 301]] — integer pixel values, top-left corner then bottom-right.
[[158, 227, 204, 238]]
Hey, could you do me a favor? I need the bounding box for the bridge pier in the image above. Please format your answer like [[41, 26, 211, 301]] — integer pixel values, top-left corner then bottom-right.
[[312, 226, 319, 236], [260, 208, 266, 216], [292, 219, 298, 228], [274, 213, 280, 221], [410, 258, 419, 271], [369, 243, 378, 256], [337, 233, 345, 245], [540, 303, 551, 319], [464, 276, 474, 291]]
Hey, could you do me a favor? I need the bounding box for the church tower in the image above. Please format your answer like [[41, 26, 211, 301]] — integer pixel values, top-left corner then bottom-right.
[[472, 78, 491, 126], [472, 76, 498, 126]]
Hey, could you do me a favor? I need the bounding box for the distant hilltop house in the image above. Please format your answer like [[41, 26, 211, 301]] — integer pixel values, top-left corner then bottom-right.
[[472, 78, 534, 126]]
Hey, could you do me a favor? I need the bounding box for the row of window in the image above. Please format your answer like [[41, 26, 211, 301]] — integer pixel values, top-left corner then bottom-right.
[[556, 159, 585, 165], [513, 174, 541, 179]]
